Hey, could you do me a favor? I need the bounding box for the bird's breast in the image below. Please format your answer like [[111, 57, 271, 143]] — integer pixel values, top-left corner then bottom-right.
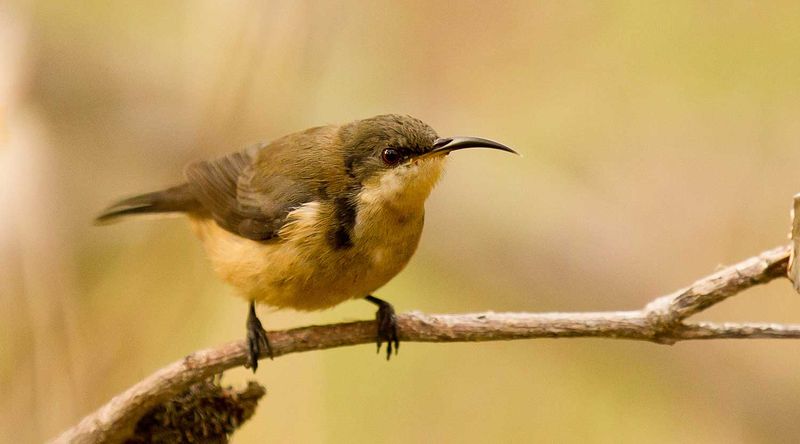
[[191, 198, 425, 311], [191, 159, 445, 310]]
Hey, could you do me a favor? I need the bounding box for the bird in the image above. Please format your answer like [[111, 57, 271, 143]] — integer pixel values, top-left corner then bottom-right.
[[97, 114, 516, 371]]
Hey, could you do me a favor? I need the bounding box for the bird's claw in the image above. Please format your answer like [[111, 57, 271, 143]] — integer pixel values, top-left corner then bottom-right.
[[370, 297, 399, 360], [246, 302, 273, 373]]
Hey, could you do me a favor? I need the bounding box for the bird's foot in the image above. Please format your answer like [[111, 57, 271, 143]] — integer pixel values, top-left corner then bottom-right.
[[246, 301, 273, 373], [365, 295, 399, 360]]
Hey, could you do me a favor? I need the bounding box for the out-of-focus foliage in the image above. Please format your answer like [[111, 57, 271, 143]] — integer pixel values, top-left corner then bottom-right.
[[3, 1, 800, 442]]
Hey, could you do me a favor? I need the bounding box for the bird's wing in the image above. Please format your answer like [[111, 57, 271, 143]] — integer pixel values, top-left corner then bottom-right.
[[184, 142, 316, 241]]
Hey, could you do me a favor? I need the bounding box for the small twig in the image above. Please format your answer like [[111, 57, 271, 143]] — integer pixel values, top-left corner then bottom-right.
[[788, 193, 800, 291], [52, 244, 792, 444], [646, 244, 790, 325]]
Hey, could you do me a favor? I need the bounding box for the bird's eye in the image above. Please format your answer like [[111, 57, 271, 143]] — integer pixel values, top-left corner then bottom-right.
[[381, 148, 402, 165]]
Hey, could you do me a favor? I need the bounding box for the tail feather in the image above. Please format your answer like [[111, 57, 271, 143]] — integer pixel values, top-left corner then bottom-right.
[[95, 184, 201, 224]]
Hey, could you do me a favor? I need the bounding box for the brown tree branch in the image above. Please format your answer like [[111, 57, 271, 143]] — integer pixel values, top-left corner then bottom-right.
[[52, 244, 793, 444]]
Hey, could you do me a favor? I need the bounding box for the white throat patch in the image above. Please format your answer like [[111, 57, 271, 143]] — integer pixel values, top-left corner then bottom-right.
[[357, 156, 446, 211]]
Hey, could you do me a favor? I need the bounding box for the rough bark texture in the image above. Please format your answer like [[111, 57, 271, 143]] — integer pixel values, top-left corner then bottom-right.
[[53, 244, 795, 444], [125, 380, 265, 444]]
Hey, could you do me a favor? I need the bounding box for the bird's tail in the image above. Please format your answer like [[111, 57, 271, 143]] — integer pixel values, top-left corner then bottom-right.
[[95, 184, 201, 224]]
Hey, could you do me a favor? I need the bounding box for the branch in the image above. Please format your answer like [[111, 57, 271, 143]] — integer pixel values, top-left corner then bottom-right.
[[53, 244, 793, 444]]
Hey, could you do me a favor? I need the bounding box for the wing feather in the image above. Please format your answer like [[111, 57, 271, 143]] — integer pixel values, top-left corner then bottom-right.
[[184, 125, 338, 241], [184, 142, 309, 240]]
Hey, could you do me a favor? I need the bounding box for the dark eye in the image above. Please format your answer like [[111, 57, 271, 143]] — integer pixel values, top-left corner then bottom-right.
[[381, 148, 402, 165]]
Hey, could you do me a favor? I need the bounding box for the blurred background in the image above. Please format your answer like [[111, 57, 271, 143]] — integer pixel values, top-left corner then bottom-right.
[[3, 1, 800, 442]]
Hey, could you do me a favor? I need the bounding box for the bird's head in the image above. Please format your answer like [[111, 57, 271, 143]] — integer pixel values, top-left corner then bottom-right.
[[338, 114, 516, 207]]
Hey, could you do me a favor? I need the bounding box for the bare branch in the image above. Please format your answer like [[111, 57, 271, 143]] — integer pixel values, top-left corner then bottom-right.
[[644, 244, 790, 323], [52, 244, 792, 444]]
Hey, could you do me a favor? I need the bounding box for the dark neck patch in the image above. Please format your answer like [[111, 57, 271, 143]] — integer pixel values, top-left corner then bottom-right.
[[328, 187, 359, 249]]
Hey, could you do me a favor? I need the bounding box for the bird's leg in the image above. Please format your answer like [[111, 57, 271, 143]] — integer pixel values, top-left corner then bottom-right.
[[365, 295, 399, 360], [246, 301, 273, 372]]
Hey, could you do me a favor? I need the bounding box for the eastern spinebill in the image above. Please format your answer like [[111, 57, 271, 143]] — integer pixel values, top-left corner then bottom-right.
[[97, 114, 516, 371]]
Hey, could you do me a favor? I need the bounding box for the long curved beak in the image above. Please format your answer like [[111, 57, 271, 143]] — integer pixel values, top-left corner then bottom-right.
[[430, 136, 518, 156]]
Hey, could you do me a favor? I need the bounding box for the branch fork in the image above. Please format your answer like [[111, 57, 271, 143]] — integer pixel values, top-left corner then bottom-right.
[[53, 242, 798, 443]]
